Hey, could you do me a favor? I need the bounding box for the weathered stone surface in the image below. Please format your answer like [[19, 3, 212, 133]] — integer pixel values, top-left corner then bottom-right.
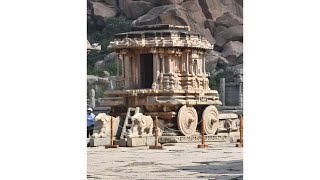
[[140, 0, 184, 5], [212, 68, 224, 78], [89, 115, 120, 147], [228, 132, 240, 143], [89, 138, 110, 147], [90, 0, 106, 3], [132, 4, 214, 45], [234, 0, 243, 7], [158, 135, 229, 143], [204, 19, 216, 36], [103, 52, 118, 64], [132, 5, 189, 27], [127, 113, 153, 138], [226, 64, 243, 75], [97, 77, 109, 84], [94, 52, 118, 71], [119, 0, 155, 19], [220, 0, 243, 18], [92, 113, 112, 138], [87, 75, 99, 85], [205, 50, 229, 74], [114, 139, 127, 147], [199, 0, 227, 20], [91, 113, 120, 138], [127, 136, 156, 147], [216, 12, 243, 28], [213, 25, 227, 37], [104, 0, 118, 7], [221, 41, 243, 63], [91, 2, 118, 18], [215, 25, 243, 47], [203, 28, 215, 44], [181, 0, 215, 42], [94, 60, 105, 71]]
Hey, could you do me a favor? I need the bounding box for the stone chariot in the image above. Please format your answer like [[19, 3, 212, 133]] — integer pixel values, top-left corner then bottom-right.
[[100, 24, 237, 139]]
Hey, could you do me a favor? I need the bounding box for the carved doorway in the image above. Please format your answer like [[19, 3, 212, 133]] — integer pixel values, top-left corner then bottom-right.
[[140, 53, 153, 88]]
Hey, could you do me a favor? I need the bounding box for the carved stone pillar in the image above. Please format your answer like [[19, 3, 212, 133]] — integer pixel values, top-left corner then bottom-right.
[[167, 55, 172, 73], [153, 53, 159, 83], [219, 78, 225, 106], [118, 54, 124, 77], [186, 51, 190, 75], [203, 55, 206, 75], [239, 82, 243, 107], [124, 55, 131, 88], [122, 56, 125, 77], [160, 54, 165, 74], [89, 88, 95, 108]]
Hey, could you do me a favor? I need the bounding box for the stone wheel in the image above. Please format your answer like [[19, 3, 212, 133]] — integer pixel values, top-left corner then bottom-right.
[[202, 105, 219, 135], [177, 105, 198, 136]]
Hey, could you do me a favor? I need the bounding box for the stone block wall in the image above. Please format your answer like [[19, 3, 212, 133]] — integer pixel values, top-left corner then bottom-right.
[[225, 83, 240, 106]]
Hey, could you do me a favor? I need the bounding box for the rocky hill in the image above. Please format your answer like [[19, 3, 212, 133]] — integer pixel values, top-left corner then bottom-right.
[[87, 0, 243, 97]]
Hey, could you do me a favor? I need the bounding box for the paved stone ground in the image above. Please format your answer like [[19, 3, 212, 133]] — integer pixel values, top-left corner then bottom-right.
[[87, 143, 243, 180]]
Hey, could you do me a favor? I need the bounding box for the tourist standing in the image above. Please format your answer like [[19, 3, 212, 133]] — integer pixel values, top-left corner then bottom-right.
[[87, 108, 95, 138]]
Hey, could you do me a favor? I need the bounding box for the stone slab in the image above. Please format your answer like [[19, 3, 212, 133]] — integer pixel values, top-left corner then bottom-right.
[[114, 139, 127, 147], [89, 138, 111, 147], [87, 138, 90, 147], [229, 132, 240, 143], [127, 136, 156, 147], [159, 135, 229, 143]]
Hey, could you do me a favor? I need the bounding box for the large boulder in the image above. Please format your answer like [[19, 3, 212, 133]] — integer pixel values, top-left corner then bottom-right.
[[199, 0, 227, 20], [119, 0, 155, 19], [180, 0, 215, 43], [132, 4, 214, 44], [94, 60, 106, 71], [205, 50, 229, 75], [91, 2, 118, 18], [94, 52, 118, 71], [221, 41, 243, 63], [204, 19, 216, 36], [226, 64, 243, 75], [90, 0, 105, 3], [133, 5, 189, 26], [104, 0, 118, 7], [215, 25, 243, 47], [216, 12, 243, 28], [213, 25, 227, 37], [139, 0, 184, 5], [234, 0, 243, 7], [104, 52, 118, 64], [220, 0, 243, 18]]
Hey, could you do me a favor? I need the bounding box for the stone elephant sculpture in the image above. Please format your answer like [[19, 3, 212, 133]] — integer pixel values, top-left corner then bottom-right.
[[91, 113, 112, 138], [128, 113, 153, 137]]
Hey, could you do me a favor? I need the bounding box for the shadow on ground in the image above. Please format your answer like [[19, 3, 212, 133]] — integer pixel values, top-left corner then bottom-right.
[[177, 159, 243, 180]]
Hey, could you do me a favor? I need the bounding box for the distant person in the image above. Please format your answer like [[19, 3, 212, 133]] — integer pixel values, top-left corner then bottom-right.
[[87, 108, 95, 138]]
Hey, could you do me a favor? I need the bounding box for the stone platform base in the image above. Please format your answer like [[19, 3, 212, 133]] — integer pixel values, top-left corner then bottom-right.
[[89, 138, 110, 147], [228, 132, 240, 143], [114, 139, 127, 147], [159, 134, 229, 143], [127, 136, 156, 147]]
